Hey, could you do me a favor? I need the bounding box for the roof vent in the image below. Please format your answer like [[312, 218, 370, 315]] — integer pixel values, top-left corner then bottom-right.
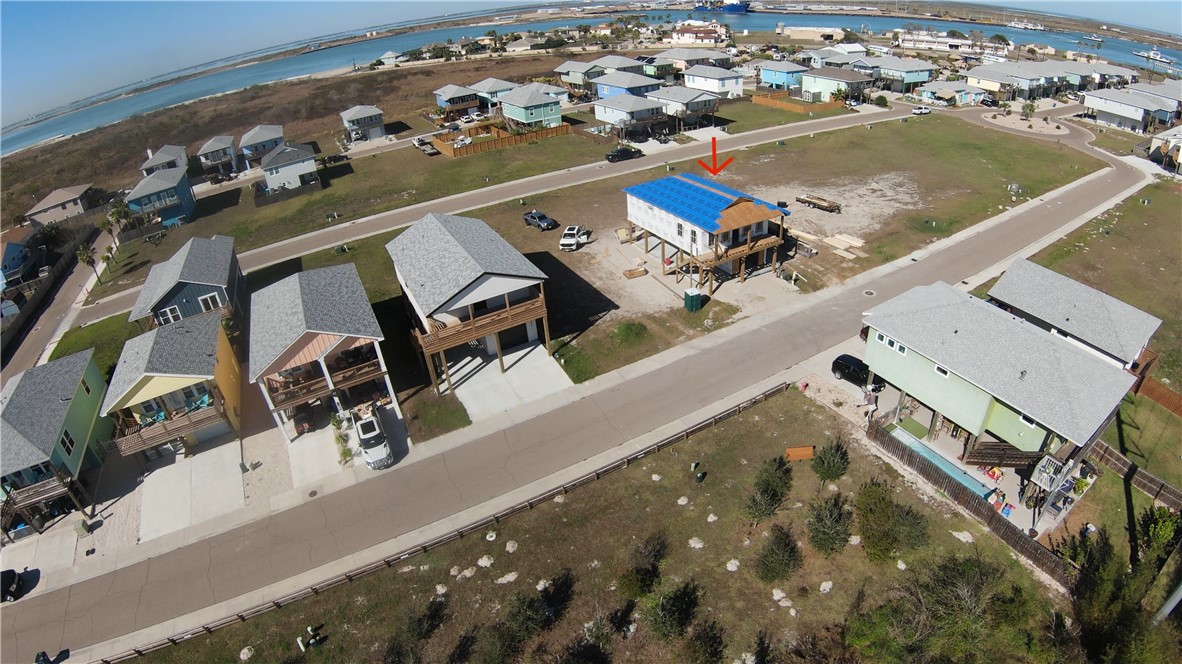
[[1020, 370, 1027, 380]]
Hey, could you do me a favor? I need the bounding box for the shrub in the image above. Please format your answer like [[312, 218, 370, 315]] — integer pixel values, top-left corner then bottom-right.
[[617, 566, 658, 599], [855, 479, 928, 561], [894, 504, 930, 550], [874, 95, 888, 107], [618, 532, 668, 597], [744, 485, 784, 525], [472, 624, 520, 664], [811, 441, 850, 481], [627, 532, 669, 571], [644, 580, 700, 641], [807, 493, 852, 556], [504, 592, 550, 641], [1138, 506, 1181, 564], [756, 524, 803, 582], [755, 456, 793, 496], [683, 619, 726, 664]]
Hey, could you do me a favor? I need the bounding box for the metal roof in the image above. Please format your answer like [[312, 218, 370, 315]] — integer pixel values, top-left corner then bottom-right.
[[139, 145, 187, 171], [594, 94, 666, 113], [1129, 81, 1182, 105], [917, 81, 985, 94], [516, 81, 566, 96], [260, 142, 315, 170], [198, 135, 234, 155], [1083, 88, 1173, 112], [554, 60, 604, 75], [589, 71, 662, 89], [589, 55, 646, 70], [240, 124, 283, 147], [102, 312, 222, 415], [655, 48, 731, 62], [130, 235, 237, 321], [863, 282, 1135, 444], [865, 56, 938, 72], [248, 264, 383, 382], [26, 183, 93, 217], [1, 350, 94, 477], [125, 167, 187, 201], [683, 64, 741, 80], [385, 213, 547, 318], [340, 105, 382, 122], [622, 173, 789, 234], [987, 258, 1161, 365]]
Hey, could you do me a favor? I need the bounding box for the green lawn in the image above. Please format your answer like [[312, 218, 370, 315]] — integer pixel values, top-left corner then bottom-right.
[[49, 314, 141, 381], [140, 389, 1059, 664], [1102, 394, 1182, 488], [1070, 119, 1145, 156], [714, 99, 849, 134]]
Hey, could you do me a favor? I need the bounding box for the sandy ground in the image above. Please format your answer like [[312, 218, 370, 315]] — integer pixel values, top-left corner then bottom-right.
[[979, 111, 1071, 136], [748, 172, 923, 240]]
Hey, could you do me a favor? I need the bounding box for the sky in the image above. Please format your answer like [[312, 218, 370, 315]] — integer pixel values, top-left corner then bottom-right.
[[1, 0, 1179, 125]]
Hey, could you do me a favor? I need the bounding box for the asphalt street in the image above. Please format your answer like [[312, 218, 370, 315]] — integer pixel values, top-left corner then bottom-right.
[[0, 106, 1152, 662]]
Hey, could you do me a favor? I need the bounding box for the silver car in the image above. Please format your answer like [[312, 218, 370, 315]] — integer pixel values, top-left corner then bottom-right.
[[357, 409, 393, 470]]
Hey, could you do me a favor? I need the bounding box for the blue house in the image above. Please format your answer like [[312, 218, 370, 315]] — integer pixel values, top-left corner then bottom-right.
[[239, 124, 284, 170], [591, 71, 662, 99], [863, 56, 938, 94], [434, 84, 480, 119], [125, 168, 196, 227], [759, 61, 808, 90], [916, 81, 987, 106], [129, 235, 244, 328]]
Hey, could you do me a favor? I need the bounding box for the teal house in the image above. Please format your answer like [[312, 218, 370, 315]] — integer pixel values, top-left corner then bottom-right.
[[862, 282, 1135, 470], [1, 349, 113, 536], [126, 167, 196, 227], [498, 86, 562, 130]]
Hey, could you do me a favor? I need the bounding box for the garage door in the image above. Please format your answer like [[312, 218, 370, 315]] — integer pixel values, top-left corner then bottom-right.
[[195, 419, 232, 443], [498, 324, 529, 351]]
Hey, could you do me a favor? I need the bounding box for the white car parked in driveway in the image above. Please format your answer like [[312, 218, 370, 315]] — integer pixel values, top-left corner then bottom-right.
[[470, 111, 486, 121]]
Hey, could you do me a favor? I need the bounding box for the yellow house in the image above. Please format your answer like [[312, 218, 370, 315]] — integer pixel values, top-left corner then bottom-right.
[[101, 311, 241, 458]]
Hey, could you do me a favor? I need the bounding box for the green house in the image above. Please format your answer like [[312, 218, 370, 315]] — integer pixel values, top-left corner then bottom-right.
[[862, 283, 1135, 469], [498, 87, 562, 130]]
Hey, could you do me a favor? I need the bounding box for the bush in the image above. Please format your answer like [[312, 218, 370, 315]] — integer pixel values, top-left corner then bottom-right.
[[894, 504, 930, 550], [683, 619, 726, 664], [627, 532, 668, 571], [806, 493, 852, 556], [618, 532, 668, 597], [617, 566, 659, 599], [504, 592, 550, 641], [874, 95, 888, 107], [811, 441, 850, 481], [472, 624, 520, 664], [744, 485, 784, 524], [756, 524, 803, 582], [755, 456, 793, 496], [644, 580, 700, 641], [856, 479, 928, 561]]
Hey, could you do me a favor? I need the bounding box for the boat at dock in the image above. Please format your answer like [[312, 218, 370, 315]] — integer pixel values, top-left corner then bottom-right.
[[1133, 47, 1175, 65]]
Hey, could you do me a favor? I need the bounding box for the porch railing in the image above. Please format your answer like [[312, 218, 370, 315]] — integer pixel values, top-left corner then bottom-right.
[[416, 296, 546, 355], [267, 375, 330, 411], [692, 234, 782, 268], [110, 390, 228, 456], [329, 358, 384, 391]]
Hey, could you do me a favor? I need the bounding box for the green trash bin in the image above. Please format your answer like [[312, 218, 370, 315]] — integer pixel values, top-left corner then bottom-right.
[[684, 288, 703, 313]]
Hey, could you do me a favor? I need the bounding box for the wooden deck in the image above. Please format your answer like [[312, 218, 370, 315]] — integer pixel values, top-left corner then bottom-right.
[[691, 234, 782, 268], [416, 297, 547, 355], [267, 375, 331, 412], [329, 359, 385, 392], [110, 392, 229, 456]]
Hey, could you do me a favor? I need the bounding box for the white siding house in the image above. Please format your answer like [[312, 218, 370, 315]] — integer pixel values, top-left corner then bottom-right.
[[682, 65, 743, 98], [261, 143, 318, 191], [1082, 88, 1172, 133]]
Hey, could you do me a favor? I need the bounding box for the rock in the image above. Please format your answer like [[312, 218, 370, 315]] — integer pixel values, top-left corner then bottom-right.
[[589, 559, 601, 569], [435, 584, 448, 595], [240, 646, 255, 661], [459, 567, 476, 579], [820, 581, 833, 594], [828, 484, 838, 491], [398, 565, 415, 573], [789, 607, 797, 617], [688, 537, 704, 549], [553, 494, 565, 503], [477, 555, 494, 568], [726, 559, 740, 572], [779, 599, 792, 607], [419, 565, 429, 572], [848, 535, 861, 546], [772, 588, 787, 601], [505, 540, 518, 553], [897, 560, 907, 570], [677, 496, 689, 506], [485, 531, 497, 541], [495, 572, 518, 584], [950, 530, 974, 544], [449, 566, 461, 576], [734, 654, 757, 664], [707, 513, 718, 522], [651, 474, 662, 482], [536, 579, 551, 591]]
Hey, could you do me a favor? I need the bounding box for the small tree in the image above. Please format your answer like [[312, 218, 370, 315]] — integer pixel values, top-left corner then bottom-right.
[[811, 440, 850, 481], [744, 485, 784, 525], [807, 493, 852, 556], [1021, 101, 1037, 120], [682, 619, 726, 664], [39, 221, 65, 250], [755, 456, 792, 496], [618, 531, 668, 598], [644, 580, 699, 641], [756, 524, 803, 582], [874, 95, 888, 107], [76, 244, 100, 283]]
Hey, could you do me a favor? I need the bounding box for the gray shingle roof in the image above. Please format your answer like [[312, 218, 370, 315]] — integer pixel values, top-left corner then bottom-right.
[[646, 86, 718, 104], [759, 61, 808, 74], [804, 67, 872, 83], [26, 183, 93, 217], [386, 213, 547, 318], [340, 105, 382, 122], [260, 142, 315, 170], [126, 167, 187, 201], [129, 235, 237, 321], [102, 312, 222, 415], [516, 81, 566, 96], [590, 71, 662, 89], [1129, 81, 1182, 105], [139, 145, 187, 171], [589, 55, 646, 70], [987, 258, 1162, 365], [240, 124, 283, 147], [198, 135, 234, 155], [865, 56, 938, 72], [594, 94, 666, 113], [554, 60, 604, 75], [656, 48, 731, 62], [683, 64, 741, 80], [248, 264, 383, 382], [434, 84, 478, 99], [917, 81, 985, 94], [863, 283, 1135, 444], [468, 78, 519, 94], [1, 350, 93, 477], [498, 86, 558, 109], [1083, 88, 1173, 112]]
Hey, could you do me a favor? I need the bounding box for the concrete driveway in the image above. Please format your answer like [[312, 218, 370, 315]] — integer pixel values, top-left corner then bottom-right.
[[138, 435, 244, 542], [442, 342, 573, 422]]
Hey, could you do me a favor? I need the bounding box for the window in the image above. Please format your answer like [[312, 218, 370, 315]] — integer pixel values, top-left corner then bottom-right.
[[198, 292, 222, 312], [80, 378, 91, 395], [897, 344, 907, 356], [934, 365, 949, 377], [60, 430, 76, 457], [876, 332, 885, 344], [676, 223, 684, 238], [181, 383, 209, 401], [886, 338, 896, 349], [1020, 414, 1037, 428], [690, 230, 697, 246], [157, 306, 182, 325]]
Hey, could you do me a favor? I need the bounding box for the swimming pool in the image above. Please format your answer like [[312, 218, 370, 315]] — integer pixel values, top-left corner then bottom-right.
[[889, 426, 993, 499]]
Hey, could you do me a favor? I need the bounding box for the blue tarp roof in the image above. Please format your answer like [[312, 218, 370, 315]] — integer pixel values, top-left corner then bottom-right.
[[622, 173, 788, 233]]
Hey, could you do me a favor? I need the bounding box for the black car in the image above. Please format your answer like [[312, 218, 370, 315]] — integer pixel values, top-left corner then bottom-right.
[[2, 569, 23, 602], [832, 354, 885, 392], [606, 145, 644, 163], [523, 210, 559, 230], [980, 97, 998, 108]]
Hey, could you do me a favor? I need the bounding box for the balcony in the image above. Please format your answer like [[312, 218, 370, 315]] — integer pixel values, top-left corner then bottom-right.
[[134, 195, 181, 214], [266, 373, 330, 412], [692, 233, 783, 268], [110, 389, 228, 456], [417, 296, 547, 355], [329, 358, 385, 392]]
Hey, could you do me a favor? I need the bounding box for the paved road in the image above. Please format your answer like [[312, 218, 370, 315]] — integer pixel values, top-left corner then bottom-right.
[[0, 111, 1149, 662]]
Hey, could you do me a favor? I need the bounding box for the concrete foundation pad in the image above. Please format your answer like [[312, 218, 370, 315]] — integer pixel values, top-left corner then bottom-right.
[[287, 427, 342, 489], [444, 343, 573, 422]]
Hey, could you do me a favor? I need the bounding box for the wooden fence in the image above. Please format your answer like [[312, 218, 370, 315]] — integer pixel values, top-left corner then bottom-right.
[[435, 124, 572, 158], [751, 92, 844, 114], [1086, 440, 1182, 510], [96, 382, 792, 663], [865, 421, 1074, 588], [1138, 378, 1182, 418]]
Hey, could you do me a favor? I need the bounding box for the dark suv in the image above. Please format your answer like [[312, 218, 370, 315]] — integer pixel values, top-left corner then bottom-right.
[[832, 354, 885, 392], [523, 210, 558, 230], [606, 145, 644, 163], [980, 97, 998, 108]]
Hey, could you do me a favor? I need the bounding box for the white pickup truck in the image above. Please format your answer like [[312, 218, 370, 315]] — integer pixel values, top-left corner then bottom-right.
[[559, 225, 592, 251]]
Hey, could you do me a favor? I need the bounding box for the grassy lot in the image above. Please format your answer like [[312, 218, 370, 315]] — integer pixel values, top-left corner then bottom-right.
[[48, 313, 141, 381], [1027, 179, 1182, 386], [1069, 119, 1144, 156], [140, 389, 1059, 664], [712, 99, 849, 134]]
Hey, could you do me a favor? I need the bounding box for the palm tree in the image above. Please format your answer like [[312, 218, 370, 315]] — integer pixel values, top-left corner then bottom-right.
[[77, 244, 100, 283], [1021, 101, 1037, 120]]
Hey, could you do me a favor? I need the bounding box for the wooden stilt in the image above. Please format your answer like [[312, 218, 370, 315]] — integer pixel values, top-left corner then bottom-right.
[[441, 351, 454, 394], [893, 390, 908, 423], [494, 330, 505, 373], [660, 240, 667, 274], [424, 349, 439, 393]]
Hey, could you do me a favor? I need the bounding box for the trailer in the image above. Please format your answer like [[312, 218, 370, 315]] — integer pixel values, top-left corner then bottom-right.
[[412, 136, 441, 156], [795, 194, 841, 214]]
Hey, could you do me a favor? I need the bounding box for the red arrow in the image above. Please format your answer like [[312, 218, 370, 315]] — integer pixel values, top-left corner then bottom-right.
[[698, 136, 733, 176]]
